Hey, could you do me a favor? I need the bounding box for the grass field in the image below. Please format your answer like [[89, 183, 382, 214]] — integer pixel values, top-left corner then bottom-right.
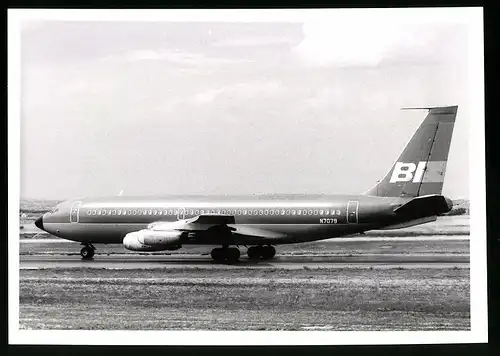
[[19, 267, 470, 331]]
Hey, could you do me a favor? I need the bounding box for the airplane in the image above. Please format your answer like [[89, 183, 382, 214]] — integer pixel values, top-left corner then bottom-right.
[[34, 105, 458, 262]]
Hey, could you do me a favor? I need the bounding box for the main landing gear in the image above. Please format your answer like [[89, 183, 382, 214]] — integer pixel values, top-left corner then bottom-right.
[[210, 246, 240, 263], [209, 245, 276, 263], [80, 243, 95, 260], [247, 245, 276, 261]]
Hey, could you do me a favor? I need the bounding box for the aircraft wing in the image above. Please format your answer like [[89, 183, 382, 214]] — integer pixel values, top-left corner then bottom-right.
[[227, 225, 285, 239], [146, 214, 283, 240], [147, 214, 235, 231]]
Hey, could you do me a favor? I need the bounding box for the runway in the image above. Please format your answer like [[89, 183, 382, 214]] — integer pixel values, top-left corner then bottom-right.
[[20, 253, 469, 270], [19, 234, 471, 331]]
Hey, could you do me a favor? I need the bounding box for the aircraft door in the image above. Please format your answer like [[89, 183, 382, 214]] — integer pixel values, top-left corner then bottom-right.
[[70, 201, 82, 223], [347, 201, 359, 224], [177, 208, 185, 221]]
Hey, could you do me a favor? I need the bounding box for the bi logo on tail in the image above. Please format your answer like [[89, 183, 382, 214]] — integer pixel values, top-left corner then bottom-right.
[[390, 162, 427, 183]]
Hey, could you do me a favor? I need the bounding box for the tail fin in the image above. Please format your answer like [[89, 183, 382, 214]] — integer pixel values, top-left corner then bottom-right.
[[365, 105, 458, 198]]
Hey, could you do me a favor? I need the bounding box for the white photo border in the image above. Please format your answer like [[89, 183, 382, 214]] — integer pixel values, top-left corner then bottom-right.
[[8, 7, 487, 345]]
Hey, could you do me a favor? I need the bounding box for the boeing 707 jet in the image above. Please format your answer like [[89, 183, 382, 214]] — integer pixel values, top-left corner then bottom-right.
[[34, 106, 458, 262]]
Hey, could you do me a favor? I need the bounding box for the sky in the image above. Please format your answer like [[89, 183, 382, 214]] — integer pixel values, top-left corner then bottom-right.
[[19, 12, 472, 200]]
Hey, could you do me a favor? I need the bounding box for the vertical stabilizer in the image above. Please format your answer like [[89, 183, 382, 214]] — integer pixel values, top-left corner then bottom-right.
[[365, 106, 458, 198]]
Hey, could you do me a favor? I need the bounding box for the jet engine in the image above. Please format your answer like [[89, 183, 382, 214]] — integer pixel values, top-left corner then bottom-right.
[[123, 230, 183, 251]]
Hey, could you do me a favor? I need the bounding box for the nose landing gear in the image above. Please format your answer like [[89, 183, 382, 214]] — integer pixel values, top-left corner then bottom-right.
[[80, 243, 95, 260]]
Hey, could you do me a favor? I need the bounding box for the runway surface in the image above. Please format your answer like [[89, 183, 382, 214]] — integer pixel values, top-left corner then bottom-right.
[[20, 253, 469, 270], [19, 233, 470, 331]]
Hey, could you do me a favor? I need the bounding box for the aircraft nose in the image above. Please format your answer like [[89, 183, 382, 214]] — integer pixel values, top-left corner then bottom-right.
[[34, 215, 44, 231]]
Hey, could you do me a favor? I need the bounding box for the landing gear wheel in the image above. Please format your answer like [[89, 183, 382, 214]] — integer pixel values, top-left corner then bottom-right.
[[261, 245, 276, 260], [247, 246, 260, 260], [80, 246, 95, 259], [226, 248, 240, 263], [211, 248, 222, 261]]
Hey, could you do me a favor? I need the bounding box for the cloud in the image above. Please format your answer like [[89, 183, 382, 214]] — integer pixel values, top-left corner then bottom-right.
[[212, 36, 295, 47], [193, 80, 283, 105], [294, 17, 451, 67], [103, 48, 250, 66]]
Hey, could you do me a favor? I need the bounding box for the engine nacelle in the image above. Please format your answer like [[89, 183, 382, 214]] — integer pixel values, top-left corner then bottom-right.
[[123, 230, 183, 251]]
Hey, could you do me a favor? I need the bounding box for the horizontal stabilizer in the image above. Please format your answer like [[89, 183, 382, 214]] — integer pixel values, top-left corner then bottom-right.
[[393, 194, 453, 217]]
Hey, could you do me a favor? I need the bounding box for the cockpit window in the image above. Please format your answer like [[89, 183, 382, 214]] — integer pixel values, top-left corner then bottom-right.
[[50, 206, 59, 213]]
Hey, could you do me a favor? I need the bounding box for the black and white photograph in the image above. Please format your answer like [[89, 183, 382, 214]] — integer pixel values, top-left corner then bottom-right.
[[8, 8, 486, 345]]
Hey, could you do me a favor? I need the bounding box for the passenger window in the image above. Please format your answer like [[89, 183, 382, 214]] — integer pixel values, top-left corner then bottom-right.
[[291, 210, 296, 215], [127, 210, 132, 215], [102, 210, 107, 215], [320, 209, 324, 215], [286, 209, 290, 215], [281, 210, 285, 215], [270, 210, 275, 215], [243, 210, 247, 215], [117, 210, 122, 215], [122, 210, 126, 215], [168, 210, 173, 215], [157, 210, 162, 215], [314, 210, 318, 215], [308, 210, 313, 215], [195, 210, 199, 215], [259, 210, 263, 215], [97, 210, 102, 215], [133, 210, 137, 215], [264, 209, 269, 215], [337, 210, 341, 215], [297, 210, 301, 215]]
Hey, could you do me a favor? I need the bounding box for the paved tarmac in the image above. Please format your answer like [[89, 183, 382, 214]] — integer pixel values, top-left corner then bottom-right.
[[20, 253, 469, 270]]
